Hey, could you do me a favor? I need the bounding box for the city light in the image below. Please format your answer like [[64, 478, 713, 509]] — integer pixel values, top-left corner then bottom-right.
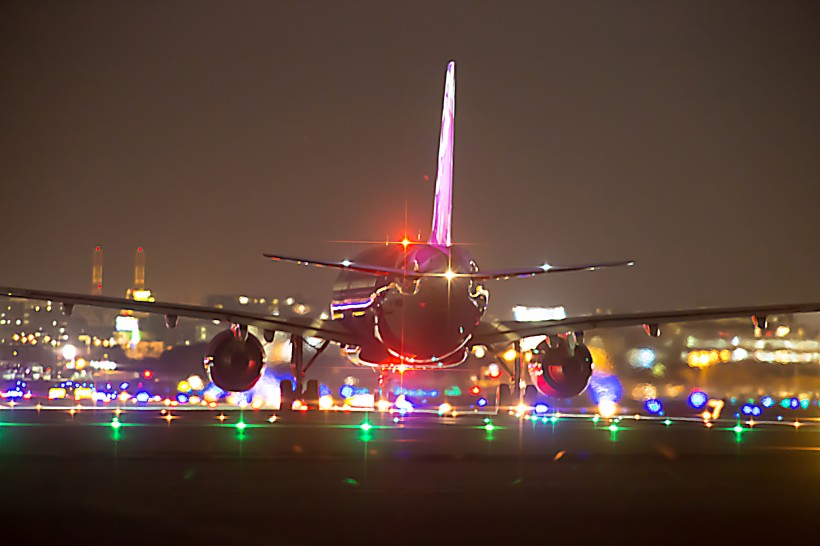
[[598, 400, 618, 418], [688, 391, 708, 410], [644, 399, 663, 415]]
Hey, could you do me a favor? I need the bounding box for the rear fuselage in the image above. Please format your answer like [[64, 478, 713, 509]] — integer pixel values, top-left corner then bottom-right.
[[331, 243, 487, 369]]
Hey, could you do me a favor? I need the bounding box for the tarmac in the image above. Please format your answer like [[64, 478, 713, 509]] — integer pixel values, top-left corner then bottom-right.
[[0, 405, 818, 544]]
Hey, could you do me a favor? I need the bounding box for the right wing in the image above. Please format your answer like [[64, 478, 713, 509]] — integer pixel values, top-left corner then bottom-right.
[[0, 286, 357, 345], [474, 301, 820, 346]]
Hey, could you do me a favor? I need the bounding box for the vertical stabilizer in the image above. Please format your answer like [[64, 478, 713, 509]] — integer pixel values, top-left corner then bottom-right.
[[429, 61, 455, 247]]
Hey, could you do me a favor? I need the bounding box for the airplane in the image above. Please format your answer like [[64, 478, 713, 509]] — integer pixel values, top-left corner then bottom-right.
[[3, 61, 820, 409]]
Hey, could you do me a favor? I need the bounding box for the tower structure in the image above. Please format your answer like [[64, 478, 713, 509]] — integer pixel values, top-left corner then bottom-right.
[[134, 246, 145, 290], [126, 246, 154, 302], [91, 245, 103, 295]]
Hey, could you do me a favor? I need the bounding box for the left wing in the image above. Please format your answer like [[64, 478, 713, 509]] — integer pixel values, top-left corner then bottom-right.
[[474, 301, 820, 346], [0, 286, 356, 345]]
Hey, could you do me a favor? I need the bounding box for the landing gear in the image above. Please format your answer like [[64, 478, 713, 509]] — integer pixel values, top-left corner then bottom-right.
[[374, 367, 388, 405], [522, 384, 538, 406], [281, 334, 330, 410], [279, 379, 294, 410], [304, 379, 319, 407], [496, 384, 538, 410], [497, 384, 515, 409], [494, 339, 538, 410]]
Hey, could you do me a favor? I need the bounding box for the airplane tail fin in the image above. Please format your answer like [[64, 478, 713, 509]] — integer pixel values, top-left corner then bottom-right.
[[429, 61, 456, 248]]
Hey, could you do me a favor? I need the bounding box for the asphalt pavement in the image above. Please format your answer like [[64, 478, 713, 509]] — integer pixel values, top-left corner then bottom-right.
[[0, 406, 818, 545]]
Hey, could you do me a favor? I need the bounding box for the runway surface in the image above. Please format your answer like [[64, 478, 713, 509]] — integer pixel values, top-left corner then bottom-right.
[[1, 406, 818, 544]]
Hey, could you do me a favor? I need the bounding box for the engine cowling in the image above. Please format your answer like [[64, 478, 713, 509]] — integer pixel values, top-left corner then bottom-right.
[[204, 329, 265, 392], [528, 335, 593, 399]]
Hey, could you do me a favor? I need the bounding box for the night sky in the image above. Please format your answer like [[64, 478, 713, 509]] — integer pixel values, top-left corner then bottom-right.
[[1, 1, 818, 320]]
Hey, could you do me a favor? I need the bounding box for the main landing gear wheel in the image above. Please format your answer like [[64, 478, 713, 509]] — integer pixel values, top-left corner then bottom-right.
[[303, 379, 320, 408], [497, 384, 515, 409], [522, 385, 538, 406], [279, 380, 294, 410]]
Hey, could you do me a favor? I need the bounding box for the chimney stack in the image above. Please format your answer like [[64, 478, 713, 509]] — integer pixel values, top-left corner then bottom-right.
[[134, 246, 145, 289], [92, 245, 103, 295]]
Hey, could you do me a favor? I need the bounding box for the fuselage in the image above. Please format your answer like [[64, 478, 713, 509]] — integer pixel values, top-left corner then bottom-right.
[[331, 243, 488, 369]]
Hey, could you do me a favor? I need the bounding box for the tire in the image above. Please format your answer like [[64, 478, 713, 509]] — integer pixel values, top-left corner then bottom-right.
[[304, 379, 319, 407], [523, 385, 538, 406], [279, 379, 294, 410], [497, 384, 515, 409]]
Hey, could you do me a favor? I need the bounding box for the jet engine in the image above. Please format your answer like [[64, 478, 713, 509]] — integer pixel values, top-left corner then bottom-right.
[[528, 335, 593, 399], [204, 329, 265, 392]]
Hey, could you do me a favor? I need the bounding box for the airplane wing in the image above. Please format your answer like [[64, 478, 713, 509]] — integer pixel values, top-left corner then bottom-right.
[[473, 301, 820, 346], [263, 253, 427, 278], [264, 253, 634, 280], [469, 259, 635, 281], [0, 286, 357, 345]]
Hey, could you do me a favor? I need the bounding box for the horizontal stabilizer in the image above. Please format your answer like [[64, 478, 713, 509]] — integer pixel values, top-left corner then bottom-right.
[[263, 253, 426, 278], [264, 253, 634, 280], [470, 260, 635, 281]]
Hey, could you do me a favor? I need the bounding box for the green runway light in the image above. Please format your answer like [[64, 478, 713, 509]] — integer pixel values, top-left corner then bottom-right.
[[550, 416, 558, 424], [664, 419, 672, 426], [592, 415, 600, 423], [360, 422, 372, 432], [110, 418, 121, 430], [733, 424, 744, 434], [483, 417, 491, 424], [608, 424, 619, 432], [484, 423, 495, 432], [235, 420, 247, 431]]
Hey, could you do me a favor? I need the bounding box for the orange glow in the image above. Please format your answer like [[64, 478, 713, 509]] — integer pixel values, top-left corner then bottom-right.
[[401, 237, 410, 249]]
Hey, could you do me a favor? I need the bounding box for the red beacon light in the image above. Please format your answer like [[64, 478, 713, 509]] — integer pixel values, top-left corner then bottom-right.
[[469, 385, 481, 396], [142, 370, 153, 380]]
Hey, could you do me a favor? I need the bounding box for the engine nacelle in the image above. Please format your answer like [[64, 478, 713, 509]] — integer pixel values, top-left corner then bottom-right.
[[528, 335, 593, 399], [204, 329, 265, 392]]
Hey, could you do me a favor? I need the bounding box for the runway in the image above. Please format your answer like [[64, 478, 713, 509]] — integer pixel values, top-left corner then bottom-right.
[[1, 406, 819, 544]]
